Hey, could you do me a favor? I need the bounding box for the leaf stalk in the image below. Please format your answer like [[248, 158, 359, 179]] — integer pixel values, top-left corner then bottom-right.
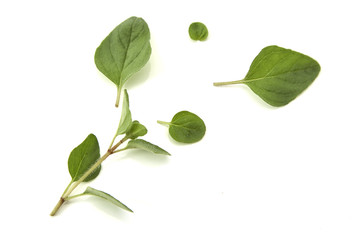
[[115, 87, 121, 108], [213, 80, 245, 86]]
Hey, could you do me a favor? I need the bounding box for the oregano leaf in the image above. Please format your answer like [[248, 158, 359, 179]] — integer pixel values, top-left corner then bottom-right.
[[213, 45, 321, 107], [68, 134, 101, 182], [188, 22, 208, 41], [116, 89, 132, 136], [124, 139, 170, 155], [125, 121, 147, 139], [158, 111, 206, 143], [83, 186, 133, 213], [94, 16, 151, 107]]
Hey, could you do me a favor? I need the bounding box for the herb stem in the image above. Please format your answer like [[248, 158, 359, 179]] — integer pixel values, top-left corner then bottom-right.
[[115, 87, 121, 108], [157, 120, 170, 126], [50, 136, 128, 216], [213, 80, 244, 86], [112, 148, 126, 154], [50, 197, 65, 216], [64, 193, 86, 201], [214, 77, 273, 86], [109, 134, 117, 149]]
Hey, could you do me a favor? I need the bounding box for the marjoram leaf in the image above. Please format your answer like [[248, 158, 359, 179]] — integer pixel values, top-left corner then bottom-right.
[[68, 134, 101, 182], [116, 89, 132, 136], [83, 186, 133, 213], [125, 121, 147, 139], [188, 22, 208, 41], [125, 139, 171, 155], [158, 111, 206, 144], [214, 45, 321, 107], [94, 16, 151, 107]]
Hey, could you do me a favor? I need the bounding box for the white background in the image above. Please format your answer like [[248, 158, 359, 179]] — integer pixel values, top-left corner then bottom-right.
[[1, 0, 359, 239]]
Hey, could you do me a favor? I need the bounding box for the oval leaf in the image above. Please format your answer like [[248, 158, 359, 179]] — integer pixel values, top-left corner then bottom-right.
[[214, 45, 321, 107], [125, 139, 170, 155], [68, 134, 101, 182], [188, 22, 208, 41], [83, 186, 133, 213], [158, 111, 206, 143], [94, 16, 151, 106], [116, 89, 132, 136]]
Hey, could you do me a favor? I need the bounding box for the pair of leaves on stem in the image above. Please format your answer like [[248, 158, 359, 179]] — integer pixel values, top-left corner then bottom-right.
[[67, 134, 133, 212], [214, 45, 321, 107], [115, 89, 170, 156]]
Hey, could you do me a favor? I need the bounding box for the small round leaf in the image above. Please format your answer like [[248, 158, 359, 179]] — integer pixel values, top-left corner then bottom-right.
[[188, 22, 208, 41], [159, 111, 206, 143]]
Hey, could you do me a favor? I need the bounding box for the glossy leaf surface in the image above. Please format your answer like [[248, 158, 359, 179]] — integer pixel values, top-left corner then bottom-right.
[[68, 134, 101, 182]]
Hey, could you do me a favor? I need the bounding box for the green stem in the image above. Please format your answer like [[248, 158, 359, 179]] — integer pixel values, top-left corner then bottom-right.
[[50, 180, 73, 216], [157, 120, 170, 126], [112, 148, 126, 154], [115, 87, 121, 108], [109, 134, 117, 149], [213, 78, 265, 86], [65, 193, 86, 201], [50, 136, 128, 216], [50, 197, 65, 216], [213, 80, 244, 86]]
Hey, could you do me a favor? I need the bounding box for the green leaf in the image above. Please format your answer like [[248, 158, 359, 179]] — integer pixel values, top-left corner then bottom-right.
[[116, 89, 132, 136], [213, 45, 321, 107], [83, 186, 133, 213], [188, 22, 208, 41], [158, 111, 206, 143], [124, 139, 170, 155], [94, 16, 151, 107], [125, 121, 147, 139], [68, 134, 101, 182]]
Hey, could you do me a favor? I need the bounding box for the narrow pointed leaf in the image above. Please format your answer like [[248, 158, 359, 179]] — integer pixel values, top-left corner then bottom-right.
[[94, 17, 151, 106], [125, 121, 147, 139], [83, 187, 133, 213], [125, 139, 170, 155], [116, 89, 132, 136], [68, 134, 101, 182]]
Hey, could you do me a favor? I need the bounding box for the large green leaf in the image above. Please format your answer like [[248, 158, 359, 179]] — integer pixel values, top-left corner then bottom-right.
[[94, 16, 151, 107], [214, 45, 321, 107], [83, 187, 133, 213], [68, 134, 101, 182], [124, 139, 170, 155]]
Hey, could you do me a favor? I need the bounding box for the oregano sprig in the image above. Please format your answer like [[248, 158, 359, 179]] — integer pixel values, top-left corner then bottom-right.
[[50, 89, 170, 216]]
